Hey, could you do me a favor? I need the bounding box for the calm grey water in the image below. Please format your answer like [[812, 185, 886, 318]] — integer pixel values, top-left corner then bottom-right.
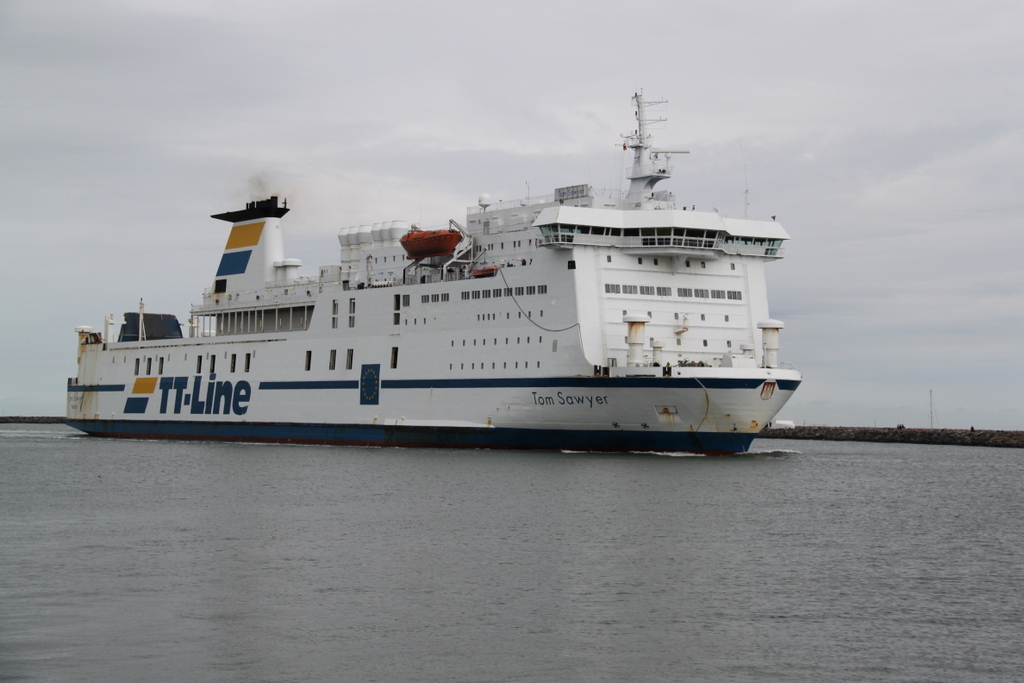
[[2, 424, 1022, 682]]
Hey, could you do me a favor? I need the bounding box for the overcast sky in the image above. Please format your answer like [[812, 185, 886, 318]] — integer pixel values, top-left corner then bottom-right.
[[3, 0, 1022, 429]]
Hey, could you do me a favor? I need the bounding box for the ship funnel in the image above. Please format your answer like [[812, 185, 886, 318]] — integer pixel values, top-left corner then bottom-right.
[[210, 196, 290, 293], [623, 313, 651, 366], [757, 320, 784, 368]]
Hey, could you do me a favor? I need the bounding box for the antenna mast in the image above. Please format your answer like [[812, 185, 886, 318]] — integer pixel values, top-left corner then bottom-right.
[[621, 92, 688, 203], [740, 142, 750, 219]]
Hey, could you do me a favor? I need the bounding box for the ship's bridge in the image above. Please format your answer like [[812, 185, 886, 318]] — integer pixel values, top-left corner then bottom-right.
[[533, 206, 788, 259]]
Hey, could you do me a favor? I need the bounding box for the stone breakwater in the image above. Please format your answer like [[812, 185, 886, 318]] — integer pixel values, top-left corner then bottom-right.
[[0, 416, 65, 424], [757, 426, 1024, 449]]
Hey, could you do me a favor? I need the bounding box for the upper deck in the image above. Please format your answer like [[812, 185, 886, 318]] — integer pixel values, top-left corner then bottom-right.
[[532, 204, 787, 259]]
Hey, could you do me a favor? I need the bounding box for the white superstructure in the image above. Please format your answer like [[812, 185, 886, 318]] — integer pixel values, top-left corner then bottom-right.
[[67, 94, 801, 453]]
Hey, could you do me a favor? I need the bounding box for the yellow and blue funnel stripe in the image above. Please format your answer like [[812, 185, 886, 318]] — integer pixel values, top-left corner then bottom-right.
[[216, 221, 264, 277]]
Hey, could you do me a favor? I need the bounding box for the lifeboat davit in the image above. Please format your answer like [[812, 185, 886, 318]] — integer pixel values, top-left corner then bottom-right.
[[400, 228, 462, 259], [471, 265, 499, 278]]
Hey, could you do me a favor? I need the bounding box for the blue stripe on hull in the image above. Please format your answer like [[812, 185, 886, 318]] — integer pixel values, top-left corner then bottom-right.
[[67, 384, 126, 393], [64, 419, 757, 455], [66, 378, 800, 393], [380, 377, 801, 391], [259, 380, 360, 390]]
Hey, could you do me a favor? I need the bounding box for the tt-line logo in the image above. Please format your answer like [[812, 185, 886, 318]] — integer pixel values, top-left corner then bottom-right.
[[125, 375, 252, 416]]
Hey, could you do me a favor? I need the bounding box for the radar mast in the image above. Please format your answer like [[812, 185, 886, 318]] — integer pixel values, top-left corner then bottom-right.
[[622, 92, 689, 203]]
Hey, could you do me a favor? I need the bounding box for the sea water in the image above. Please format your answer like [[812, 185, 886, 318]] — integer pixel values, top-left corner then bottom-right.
[[2, 423, 1022, 682]]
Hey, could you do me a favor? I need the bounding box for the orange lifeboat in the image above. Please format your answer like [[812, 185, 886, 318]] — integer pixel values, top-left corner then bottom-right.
[[400, 228, 462, 259], [471, 265, 499, 278]]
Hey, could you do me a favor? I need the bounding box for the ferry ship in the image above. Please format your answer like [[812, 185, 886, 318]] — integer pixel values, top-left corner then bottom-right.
[[66, 94, 801, 454]]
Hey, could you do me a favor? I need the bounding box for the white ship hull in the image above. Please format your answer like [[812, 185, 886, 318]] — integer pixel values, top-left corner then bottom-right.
[[68, 345, 799, 453]]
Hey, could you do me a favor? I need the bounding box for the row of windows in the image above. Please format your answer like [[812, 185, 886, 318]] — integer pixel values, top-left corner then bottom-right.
[[452, 360, 541, 370], [604, 284, 743, 300], [540, 225, 781, 254], [542, 225, 719, 239], [625, 257, 722, 270], [452, 335, 545, 347], [723, 236, 783, 247], [672, 312, 731, 323], [313, 348, 357, 371], [133, 356, 166, 376], [402, 285, 550, 307], [476, 237, 537, 249], [131, 351, 252, 376], [477, 310, 541, 321], [309, 347, 397, 371], [625, 335, 738, 349], [461, 284, 548, 301], [636, 258, 739, 272], [662, 338, 736, 348]]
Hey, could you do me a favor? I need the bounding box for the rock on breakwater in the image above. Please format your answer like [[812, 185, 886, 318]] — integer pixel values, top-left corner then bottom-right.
[[757, 426, 1024, 449]]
